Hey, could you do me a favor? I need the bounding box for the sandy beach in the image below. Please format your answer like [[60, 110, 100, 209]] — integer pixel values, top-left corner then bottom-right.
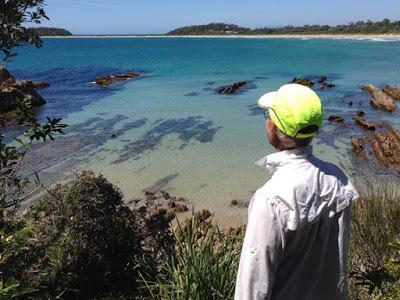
[[43, 34, 400, 40]]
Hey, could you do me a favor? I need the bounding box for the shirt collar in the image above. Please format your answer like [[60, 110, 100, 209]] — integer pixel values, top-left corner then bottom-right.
[[255, 145, 313, 172]]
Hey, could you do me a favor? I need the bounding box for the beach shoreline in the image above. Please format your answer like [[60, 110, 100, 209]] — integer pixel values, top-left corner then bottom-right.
[[42, 34, 400, 40]]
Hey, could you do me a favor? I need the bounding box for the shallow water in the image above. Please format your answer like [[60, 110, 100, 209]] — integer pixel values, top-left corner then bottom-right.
[[5, 37, 400, 225]]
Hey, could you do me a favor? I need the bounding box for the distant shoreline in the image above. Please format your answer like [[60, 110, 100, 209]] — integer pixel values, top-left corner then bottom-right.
[[43, 34, 400, 40]]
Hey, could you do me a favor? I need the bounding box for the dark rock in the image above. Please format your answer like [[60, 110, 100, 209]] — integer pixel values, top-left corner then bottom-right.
[[356, 110, 365, 116], [230, 199, 238, 206], [95, 71, 140, 86], [362, 84, 396, 112], [0, 72, 46, 114], [351, 137, 365, 158], [292, 77, 314, 87], [318, 76, 328, 83], [111, 133, 117, 138], [32, 81, 50, 89], [383, 85, 400, 100], [328, 115, 344, 123], [0, 66, 14, 84], [353, 116, 376, 131], [217, 81, 247, 94], [174, 204, 188, 213], [348, 101, 353, 106]]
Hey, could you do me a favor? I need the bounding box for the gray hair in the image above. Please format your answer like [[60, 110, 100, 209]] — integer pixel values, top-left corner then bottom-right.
[[275, 129, 314, 150]]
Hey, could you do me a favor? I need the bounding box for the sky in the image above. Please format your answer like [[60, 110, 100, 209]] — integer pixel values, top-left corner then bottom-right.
[[39, 0, 400, 35]]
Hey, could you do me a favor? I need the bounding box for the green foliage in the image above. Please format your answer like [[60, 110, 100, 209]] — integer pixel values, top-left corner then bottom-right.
[[144, 211, 244, 299], [349, 184, 400, 299], [168, 23, 251, 35], [168, 19, 400, 35], [0, 276, 36, 299], [1, 171, 175, 299], [0, 0, 48, 64]]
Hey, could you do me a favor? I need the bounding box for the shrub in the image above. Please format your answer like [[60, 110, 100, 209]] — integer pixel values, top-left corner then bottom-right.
[[1, 171, 174, 299]]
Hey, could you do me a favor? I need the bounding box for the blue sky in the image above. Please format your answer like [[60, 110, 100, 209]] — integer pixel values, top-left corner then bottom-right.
[[40, 0, 400, 34]]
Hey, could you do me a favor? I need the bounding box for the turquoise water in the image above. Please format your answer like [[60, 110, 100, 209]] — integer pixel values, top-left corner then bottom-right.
[[5, 37, 400, 224]]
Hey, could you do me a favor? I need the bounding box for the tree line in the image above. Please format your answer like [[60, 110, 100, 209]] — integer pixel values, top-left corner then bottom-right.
[[168, 19, 400, 35]]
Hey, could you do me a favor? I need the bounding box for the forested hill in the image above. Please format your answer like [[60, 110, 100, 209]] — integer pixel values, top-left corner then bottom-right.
[[30, 27, 73, 36], [167, 23, 251, 35], [168, 19, 400, 35]]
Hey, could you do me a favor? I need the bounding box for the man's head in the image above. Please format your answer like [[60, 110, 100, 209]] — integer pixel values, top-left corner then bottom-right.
[[257, 83, 323, 151]]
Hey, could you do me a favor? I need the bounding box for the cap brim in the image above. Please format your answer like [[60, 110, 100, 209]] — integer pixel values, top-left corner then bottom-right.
[[257, 91, 279, 109]]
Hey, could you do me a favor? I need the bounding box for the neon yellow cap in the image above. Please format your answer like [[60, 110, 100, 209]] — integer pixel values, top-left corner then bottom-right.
[[257, 83, 323, 138]]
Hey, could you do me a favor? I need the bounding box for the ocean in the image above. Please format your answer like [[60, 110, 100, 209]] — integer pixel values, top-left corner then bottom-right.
[[5, 37, 400, 225]]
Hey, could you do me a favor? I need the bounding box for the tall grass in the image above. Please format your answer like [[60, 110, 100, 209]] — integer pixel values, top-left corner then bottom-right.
[[349, 183, 400, 299], [142, 212, 244, 300]]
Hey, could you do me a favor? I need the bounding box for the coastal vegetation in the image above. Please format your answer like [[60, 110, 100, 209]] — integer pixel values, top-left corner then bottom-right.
[[167, 19, 400, 35], [1, 172, 399, 299], [29, 27, 72, 36]]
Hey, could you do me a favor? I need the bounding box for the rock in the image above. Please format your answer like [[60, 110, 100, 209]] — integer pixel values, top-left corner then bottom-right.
[[0, 77, 46, 114], [95, 71, 140, 86], [291, 77, 314, 87], [328, 115, 344, 123], [230, 199, 238, 206], [351, 137, 365, 157], [353, 116, 376, 131], [318, 76, 327, 83], [383, 85, 400, 100], [0, 66, 15, 84], [174, 204, 188, 213], [356, 110, 365, 117], [348, 101, 353, 106], [351, 123, 400, 173], [32, 82, 50, 89], [217, 81, 247, 94], [362, 84, 396, 112], [111, 133, 116, 138]]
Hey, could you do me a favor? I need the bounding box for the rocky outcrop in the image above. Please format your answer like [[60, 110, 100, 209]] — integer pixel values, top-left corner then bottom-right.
[[291, 77, 314, 87], [328, 115, 344, 123], [217, 81, 247, 94], [352, 123, 400, 174], [351, 137, 366, 158], [32, 82, 50, 89], [95, 72, 140, 86], [383, 85, 400, 100], [362, 84, 396, 112], [353, 116, 376, 131], [0, 67, 46, 114]]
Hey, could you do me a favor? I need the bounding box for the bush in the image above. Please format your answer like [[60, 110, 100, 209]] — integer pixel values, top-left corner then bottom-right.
[[1, 171, 174, 299], [143, 210, 244, 299], [349, 183, 400, 299]]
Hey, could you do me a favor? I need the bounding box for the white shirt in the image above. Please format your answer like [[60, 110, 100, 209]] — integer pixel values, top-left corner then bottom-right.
[[235, 146, 359, 300]]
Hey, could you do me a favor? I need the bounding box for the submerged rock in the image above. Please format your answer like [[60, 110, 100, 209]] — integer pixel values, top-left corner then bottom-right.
[[351, 137, 366, 158], [217, 81, 247, 94], [353, 116, 376, 131], [95, 71, 140, 86], [383, 85, 400, 100], [362, 84, 396, 112], [328, 115, 344, 123], [356, 110, 365, 117]]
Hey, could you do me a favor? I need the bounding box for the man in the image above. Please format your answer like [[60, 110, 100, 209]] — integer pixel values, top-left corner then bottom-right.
[[235, 83, 359, 300]]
